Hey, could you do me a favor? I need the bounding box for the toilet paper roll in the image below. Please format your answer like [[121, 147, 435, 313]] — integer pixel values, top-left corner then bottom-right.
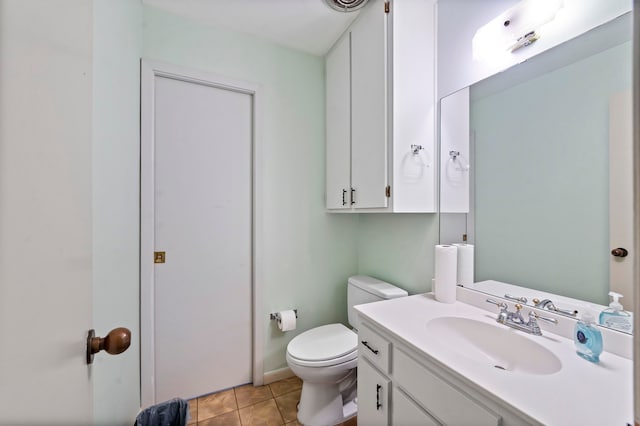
[[434, 245, 457, 303], [277, 310, 297, 332], [453, 243, 474, 286]]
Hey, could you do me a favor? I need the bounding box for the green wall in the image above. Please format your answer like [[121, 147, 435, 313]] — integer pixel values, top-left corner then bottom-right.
[[357, 214, 438, 295], [141, 4, 441, 376], [93, 0, 142, 423], [473, 41, 632, 304], [142, 5, 359, 373]]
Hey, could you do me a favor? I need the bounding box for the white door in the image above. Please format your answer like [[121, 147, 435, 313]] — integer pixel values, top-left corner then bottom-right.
[[350, 0, 388, 209], [0, 1, 94, 423], [609, 91, 633, 304], [326, 32, 352, 210], [142, 63, 253, 403]]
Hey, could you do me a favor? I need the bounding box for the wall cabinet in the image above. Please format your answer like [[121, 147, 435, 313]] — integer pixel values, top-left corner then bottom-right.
[[325, 0, 437, 212], [357, 319, 538, 425]]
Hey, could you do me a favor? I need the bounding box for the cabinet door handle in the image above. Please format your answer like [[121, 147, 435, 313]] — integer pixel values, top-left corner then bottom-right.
[[350, 188, 356, 205], [342, 189, 347, 206], [361, 340, 379, 355], [376, 384, 382, 410]]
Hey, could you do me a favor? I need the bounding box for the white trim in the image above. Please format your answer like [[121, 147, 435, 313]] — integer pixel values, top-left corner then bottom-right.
[[140, 59, 264, 406], [263, 367, 295, 385]]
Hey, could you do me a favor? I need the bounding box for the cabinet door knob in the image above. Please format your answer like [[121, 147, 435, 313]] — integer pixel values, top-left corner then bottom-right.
[[611, 247, 629, 257], [342, 189, 347, 206], [376, 384, 382, 410]]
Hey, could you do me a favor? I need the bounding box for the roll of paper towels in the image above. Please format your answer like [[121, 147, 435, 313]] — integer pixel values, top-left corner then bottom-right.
[[453, 243, 474, 286], [277, 310, 297, 332], [434, 245, 457, 303]]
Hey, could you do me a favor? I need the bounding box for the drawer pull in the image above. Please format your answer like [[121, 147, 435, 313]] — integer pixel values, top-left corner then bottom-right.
[[376, 384, 382, 410], [362, 340, 379, 355]]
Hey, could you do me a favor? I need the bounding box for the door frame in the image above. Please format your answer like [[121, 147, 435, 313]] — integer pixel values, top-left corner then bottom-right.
[[140, 59, 264, 407]]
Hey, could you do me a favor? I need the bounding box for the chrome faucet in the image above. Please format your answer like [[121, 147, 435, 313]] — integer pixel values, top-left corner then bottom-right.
[[487, 299, 558, 336], [533, 298, 578, 317]]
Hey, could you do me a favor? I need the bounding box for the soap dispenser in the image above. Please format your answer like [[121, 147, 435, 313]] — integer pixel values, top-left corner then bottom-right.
[[574, 309, 603, 363], [599, 291, 633, 333]]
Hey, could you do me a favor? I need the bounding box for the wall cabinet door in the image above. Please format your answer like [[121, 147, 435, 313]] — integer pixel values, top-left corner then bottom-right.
[[325, 33, 352, 209], [325, 0, 437, 212], [350, 0, 388, 209], [357, 357, 390, 426]]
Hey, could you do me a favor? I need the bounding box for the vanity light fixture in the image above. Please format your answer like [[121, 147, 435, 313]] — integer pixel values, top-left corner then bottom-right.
[[472, 0, 564, 60]]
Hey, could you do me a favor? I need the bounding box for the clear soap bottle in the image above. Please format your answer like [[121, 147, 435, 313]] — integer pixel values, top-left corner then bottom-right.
[[574, 309, 603, 363], [599, 291, 633, 333]]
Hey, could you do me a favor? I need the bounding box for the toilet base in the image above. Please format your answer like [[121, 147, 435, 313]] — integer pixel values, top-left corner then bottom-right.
[[296, 370, 357, 426], [342, 399, 357, 420]]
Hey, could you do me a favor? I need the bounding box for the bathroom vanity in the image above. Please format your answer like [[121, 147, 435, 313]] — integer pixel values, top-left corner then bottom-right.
[[354, 289, 633, 425]]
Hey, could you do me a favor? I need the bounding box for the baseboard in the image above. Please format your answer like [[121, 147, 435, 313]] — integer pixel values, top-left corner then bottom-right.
[[263, 367, 295, 385]]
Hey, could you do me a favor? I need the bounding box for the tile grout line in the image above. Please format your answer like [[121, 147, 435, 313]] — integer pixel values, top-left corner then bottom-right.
[[232, 387, 241, 425]]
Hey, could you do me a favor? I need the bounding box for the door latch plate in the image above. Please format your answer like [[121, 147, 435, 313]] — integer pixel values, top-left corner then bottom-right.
[[154, 251, 166, 263]]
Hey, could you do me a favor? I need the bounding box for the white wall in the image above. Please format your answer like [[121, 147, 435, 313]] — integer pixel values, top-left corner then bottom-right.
[[92, 0, 143, 423], [142, 5, 359, 375], [437, 0, 632, 98], [0, 0, 93, 423]]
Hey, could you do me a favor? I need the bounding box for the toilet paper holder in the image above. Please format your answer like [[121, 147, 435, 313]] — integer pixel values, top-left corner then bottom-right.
[[270, 310, 298, 321]]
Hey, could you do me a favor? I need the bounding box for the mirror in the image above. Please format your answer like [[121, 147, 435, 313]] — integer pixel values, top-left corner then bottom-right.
[[439, 12, 634, 333]]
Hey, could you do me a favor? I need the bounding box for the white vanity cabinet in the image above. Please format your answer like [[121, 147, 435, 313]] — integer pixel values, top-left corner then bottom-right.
[[357, 319, 538, 426], [358, 358, 391, 425], [357, 323, 392, 425], [325, 0, 437, 212]]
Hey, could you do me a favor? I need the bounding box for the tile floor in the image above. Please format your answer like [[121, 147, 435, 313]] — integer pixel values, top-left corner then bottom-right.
[[186, 376, 357, 426]]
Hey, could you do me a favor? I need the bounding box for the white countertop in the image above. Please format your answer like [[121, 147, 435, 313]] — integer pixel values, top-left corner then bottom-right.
[[355, 293, 633, 426]]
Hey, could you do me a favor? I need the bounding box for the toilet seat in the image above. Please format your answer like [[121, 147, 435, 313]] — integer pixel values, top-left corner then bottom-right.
[[287, 323, 357, 368]]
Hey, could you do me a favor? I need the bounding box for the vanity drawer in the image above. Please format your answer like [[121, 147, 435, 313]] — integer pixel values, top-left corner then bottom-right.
[[358, 323, 391, 373], [393, 348, 501, 426]]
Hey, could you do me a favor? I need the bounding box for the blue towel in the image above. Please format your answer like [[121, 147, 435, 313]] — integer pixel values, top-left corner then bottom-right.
[[134, 398, 189, 426]]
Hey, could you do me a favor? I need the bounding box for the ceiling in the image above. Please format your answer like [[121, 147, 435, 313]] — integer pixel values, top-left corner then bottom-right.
[[142, 0, 362, 56]]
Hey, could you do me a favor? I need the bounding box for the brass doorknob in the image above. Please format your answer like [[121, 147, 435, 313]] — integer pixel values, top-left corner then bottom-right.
[[611, 247, 629, 258], [86, 327, 131, 364]]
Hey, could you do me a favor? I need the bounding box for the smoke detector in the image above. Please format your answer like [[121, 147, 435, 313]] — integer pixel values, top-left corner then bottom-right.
[[324, 0, 368, 12]]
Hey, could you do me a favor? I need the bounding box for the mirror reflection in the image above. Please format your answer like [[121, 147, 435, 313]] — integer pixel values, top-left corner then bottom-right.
[[439, 13, 634, 333]]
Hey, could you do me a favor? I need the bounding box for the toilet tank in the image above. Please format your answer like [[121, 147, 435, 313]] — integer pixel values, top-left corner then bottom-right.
[[347, 275, 408, 331]]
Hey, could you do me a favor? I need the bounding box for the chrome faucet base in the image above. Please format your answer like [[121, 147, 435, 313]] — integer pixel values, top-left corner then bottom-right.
[[487, 298, 557, 336]]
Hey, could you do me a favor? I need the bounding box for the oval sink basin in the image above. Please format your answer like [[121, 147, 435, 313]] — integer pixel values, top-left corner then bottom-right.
[[426, 316, 562, 375]]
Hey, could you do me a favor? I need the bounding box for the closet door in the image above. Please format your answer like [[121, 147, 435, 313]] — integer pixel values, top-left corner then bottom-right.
[[148, 71, 252, 402], [609, 91, 633, 300]]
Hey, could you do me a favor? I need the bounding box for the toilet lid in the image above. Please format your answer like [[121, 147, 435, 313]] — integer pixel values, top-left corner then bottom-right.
[[287, 323, 357, 362]]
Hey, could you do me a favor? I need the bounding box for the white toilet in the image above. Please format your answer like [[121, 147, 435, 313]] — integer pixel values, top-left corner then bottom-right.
[[286, 275, 408, 426]]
